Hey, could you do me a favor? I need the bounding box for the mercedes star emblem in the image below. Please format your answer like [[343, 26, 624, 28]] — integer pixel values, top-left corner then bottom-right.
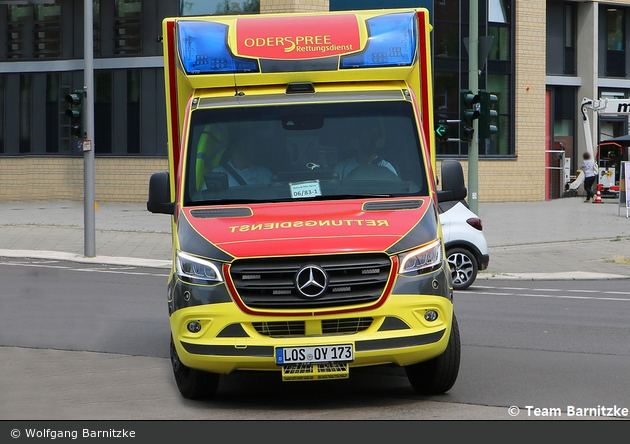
[[295, 265, 328, 298]]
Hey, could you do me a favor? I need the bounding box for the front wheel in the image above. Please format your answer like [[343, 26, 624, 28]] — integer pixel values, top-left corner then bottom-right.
[[405, 314, 461, 395], [170, 337, 220, 400], [447, 247, 478, 290]]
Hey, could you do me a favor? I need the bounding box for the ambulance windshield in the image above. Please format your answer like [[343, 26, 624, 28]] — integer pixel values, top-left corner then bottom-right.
[[184, 98, 428, 205]]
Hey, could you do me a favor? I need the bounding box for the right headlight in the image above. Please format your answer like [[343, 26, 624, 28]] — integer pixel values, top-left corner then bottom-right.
[[398, 239, 442, 275], [175, 250, 224, 284]]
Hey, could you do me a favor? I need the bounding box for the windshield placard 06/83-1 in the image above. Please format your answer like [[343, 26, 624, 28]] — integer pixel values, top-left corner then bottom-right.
[[289, 180, 322, 199]]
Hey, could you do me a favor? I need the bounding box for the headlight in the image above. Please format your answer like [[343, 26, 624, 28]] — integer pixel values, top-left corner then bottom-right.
[[175, 250, 224, 284], [398, 239, 442, 275]]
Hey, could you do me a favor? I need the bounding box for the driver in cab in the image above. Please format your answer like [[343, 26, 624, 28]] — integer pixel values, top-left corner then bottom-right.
[[334, 125, 397, 179], [212, 134, 273, 187]]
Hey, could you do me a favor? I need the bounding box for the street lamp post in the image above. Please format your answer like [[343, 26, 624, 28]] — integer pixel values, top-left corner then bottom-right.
[[83, 0, 95, 257], [468, 0, 479, 215]]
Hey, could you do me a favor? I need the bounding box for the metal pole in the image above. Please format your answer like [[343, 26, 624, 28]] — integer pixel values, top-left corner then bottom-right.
[[84, 0, 95, 257], [468, 0, 479, 215]]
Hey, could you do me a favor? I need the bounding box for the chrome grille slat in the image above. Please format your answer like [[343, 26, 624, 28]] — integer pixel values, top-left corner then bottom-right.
[[230, 254, 391, 309]]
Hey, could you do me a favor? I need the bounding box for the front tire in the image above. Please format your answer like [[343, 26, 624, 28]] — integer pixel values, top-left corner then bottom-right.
[[170, 337, 220, 400], [405, 314, 461, 395], [446, 247, 478, 290]]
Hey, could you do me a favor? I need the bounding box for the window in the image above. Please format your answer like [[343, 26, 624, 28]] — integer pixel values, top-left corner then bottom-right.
[[34, 3, 61, 59], [485, 0, 513, 157], [180, 0, 259, 15], [434, 0, 461, 59], [433, 0, 514, 157], [95, 71, 113, 154], [481, 74, 510, 156], [0, 76, 4, 154], [564, 3, 576, 75], [19, 74, 32, 153], [488, 0, 510, 61], [185, 99, 427, 204], [127, 70, 140, 153], [606, 8, 626, 77], [7, 4, 31, 59], [114, 0, 142, 55], [46, 73, 60, 153]]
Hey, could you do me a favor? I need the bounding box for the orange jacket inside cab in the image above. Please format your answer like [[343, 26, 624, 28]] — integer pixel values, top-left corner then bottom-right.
[[148, 8, 467, 399]]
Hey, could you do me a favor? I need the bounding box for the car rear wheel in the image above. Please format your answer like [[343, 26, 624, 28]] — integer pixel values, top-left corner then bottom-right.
[[446, 247, 478, 290], [405, 314, 461, 395], [170, 337, 220, 400]]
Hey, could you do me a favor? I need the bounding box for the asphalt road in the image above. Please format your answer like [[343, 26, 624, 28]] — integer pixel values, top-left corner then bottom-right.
[[1, 258, 629, 421]]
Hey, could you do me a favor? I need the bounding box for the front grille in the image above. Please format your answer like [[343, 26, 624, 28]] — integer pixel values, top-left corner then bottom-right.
[[253, 317, 373, 337], [282, 362, 349, 381], [230, 254, 391, 309], [253, 321, 305, 337], [322, 317, 373, 334]]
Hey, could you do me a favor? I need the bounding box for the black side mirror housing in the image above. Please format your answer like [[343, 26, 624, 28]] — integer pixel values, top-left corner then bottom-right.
[[437, 160, 467, 203], [147, 171, 175, 215]]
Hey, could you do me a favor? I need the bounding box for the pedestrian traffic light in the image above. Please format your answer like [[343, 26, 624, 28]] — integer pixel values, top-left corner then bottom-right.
[[460, 89, 480, 143], [479, 90, 498, 139], [65, 89, 85, 138]]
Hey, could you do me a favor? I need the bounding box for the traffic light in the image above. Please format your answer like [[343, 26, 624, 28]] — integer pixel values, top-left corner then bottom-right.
[[65, 89, 85, 138], [435, 120, 449, 142], [479, 90, 498, 139], [460, 89, 480, 143]]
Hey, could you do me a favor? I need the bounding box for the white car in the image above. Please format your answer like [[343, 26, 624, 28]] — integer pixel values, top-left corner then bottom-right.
[[438, 200, 489, 290]]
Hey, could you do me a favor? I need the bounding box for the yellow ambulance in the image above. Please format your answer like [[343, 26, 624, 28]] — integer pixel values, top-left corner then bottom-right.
[[148, 8, 467, 399]]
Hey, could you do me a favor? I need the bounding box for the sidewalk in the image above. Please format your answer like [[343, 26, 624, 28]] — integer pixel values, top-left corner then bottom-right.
[[0, 196, 629, 279]]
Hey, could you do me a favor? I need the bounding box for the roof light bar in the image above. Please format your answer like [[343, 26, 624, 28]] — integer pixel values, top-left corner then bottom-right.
[[177, 21, 259, 75], [341, 12, 416, 69]]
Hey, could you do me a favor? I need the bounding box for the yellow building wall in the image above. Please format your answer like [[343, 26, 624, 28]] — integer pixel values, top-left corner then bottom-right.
[[261, 0, 328, 13], [0, 157, 168, 203]]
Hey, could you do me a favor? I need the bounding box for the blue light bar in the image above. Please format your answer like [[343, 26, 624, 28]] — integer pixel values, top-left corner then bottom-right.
[[340, 12, 416, 69], [177, 21, 259, 75]]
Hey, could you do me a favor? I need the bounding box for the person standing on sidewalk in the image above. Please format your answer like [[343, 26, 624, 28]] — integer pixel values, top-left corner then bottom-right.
[[580, 151, 597, 203]]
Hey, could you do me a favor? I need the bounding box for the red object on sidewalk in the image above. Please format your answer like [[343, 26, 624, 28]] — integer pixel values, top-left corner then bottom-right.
[[594, 190, 603, 203]]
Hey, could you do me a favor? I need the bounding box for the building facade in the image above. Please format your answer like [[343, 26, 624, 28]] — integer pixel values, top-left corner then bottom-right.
[[0, 0, 626, 203], [547, 0, 630, 199]]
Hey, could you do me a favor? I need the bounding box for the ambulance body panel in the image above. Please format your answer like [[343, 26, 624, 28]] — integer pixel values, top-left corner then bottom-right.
[[149, 8, 463, 399]]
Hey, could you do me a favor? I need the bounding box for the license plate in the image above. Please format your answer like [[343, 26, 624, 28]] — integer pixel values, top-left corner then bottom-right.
[[276, 344, 353, 365]]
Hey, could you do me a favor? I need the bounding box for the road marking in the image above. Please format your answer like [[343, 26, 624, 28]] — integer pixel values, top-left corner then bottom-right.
[[0, 261, 168, 277], [462, 289, 630, 302], [471, 285, 630, 296]]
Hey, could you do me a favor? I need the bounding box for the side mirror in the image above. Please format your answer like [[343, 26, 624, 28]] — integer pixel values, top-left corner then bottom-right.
[[147, 171, 175, 215], [437, 160, 467, 203]]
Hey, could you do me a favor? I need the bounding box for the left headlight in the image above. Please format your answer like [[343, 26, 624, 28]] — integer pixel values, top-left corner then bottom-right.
[[398, 239, 442, 275], [175, 250, 224, 284]]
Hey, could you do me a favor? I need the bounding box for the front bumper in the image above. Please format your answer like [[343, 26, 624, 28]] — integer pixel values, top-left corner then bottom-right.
[[170, 293, 454, 374]]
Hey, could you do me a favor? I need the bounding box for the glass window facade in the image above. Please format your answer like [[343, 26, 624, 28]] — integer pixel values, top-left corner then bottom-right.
[[180, 0, 260, 16], [433, 0, 514, 157], [0, 0, 174, 157], [0, 0, 516, 160]]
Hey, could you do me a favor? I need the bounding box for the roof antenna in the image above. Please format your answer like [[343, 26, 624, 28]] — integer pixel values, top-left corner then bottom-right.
[[233, 70, 244, 97]]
